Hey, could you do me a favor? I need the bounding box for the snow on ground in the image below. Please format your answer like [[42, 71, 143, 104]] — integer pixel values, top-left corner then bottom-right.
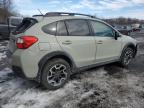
[[0, 36, 144, 108], [1, 63, 144, 108], [0, 41, 7, 61]]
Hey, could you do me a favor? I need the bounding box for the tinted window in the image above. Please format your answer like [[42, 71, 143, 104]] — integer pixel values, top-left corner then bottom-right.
[[65, 20, 90, 36], [57, 21, 67, 36], [42, 22, 57, 35], [90, 21, 114, 37]]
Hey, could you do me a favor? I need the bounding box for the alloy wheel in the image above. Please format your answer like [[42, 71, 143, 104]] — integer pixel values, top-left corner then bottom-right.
[[47, 64, 68, 87]]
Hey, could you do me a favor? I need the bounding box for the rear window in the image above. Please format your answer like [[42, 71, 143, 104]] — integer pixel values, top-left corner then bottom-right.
[[13, 18, 37, 35], [42, 22, 57, 35]]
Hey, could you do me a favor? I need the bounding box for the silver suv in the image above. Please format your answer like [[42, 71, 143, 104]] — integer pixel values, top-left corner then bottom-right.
[[10, 12, 137, 90]]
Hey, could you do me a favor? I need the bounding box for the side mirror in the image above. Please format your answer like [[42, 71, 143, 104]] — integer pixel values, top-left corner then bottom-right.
[[114, 32, 121, 40], [114, 32, 118, 40], [115, 35, 117, 40]]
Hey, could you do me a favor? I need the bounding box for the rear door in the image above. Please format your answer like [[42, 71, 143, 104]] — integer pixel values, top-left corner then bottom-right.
[[56, 19, 96, 67]]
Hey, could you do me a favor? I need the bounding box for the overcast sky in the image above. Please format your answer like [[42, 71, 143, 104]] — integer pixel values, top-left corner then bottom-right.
[[13, 0, 144, 19]]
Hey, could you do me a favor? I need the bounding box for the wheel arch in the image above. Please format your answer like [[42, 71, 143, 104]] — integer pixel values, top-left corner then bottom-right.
[[121, 42, 137, 58], [36, 51, 77, 82]]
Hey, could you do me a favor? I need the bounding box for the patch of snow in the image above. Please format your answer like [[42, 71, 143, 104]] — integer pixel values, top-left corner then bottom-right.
[[0, 53, 7, 60], [0, 67, 12, 77], [1, 39, 144, 108], [80, 90, 94, 99], [1, 64, 144, 108], [1, 80, 79, 108], [0, 41, 8, 60]]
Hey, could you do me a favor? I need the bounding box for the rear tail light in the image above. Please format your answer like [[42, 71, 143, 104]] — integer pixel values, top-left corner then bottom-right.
[[16, 36, 38, 49]]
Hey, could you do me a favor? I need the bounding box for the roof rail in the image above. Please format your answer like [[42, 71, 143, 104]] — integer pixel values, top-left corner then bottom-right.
[[33, 15, 44, 17], [45, 12, 96, 18]]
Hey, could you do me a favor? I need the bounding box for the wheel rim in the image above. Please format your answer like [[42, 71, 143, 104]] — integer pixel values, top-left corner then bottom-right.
[[123, 49, 133, 65], [47, 64, 68, 87]]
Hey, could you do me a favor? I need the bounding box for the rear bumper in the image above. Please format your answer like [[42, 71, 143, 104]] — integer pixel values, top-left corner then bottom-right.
[[12, 66, 39, 82], [11, 44, 47, 81], [11, 49, 40, 79]]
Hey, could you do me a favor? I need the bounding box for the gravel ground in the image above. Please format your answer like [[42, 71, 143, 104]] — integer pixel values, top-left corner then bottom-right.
[[0, 32, 144, 108]]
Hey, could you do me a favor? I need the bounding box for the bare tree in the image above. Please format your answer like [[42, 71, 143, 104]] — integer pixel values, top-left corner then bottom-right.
[[0, 0, 18, 23], [103, 17, 144, 26]]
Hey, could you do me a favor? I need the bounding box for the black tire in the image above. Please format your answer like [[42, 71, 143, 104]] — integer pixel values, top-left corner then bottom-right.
[[120, 47, 134, 67], [41, 58, 71, 90]]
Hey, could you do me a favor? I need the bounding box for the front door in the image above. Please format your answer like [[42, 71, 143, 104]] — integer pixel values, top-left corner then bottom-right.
[[90, 20, 122, 63]]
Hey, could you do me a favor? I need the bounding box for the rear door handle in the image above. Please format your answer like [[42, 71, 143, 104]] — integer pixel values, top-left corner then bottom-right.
[[97, 40, 103, 44], [62, 40, 72, 45]]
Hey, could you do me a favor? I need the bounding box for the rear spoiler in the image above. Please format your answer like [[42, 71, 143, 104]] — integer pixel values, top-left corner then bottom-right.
[[12, 18, 38, 35], [23, 17, 38, 23]]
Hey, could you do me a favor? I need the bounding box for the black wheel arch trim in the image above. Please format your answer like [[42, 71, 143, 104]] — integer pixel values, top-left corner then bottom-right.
[[36, 51, 77, 82], [121, 42, 137, 59]]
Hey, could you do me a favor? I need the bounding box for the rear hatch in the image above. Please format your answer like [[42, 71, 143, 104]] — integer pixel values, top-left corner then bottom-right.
[[9, 18, 38, 53]]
